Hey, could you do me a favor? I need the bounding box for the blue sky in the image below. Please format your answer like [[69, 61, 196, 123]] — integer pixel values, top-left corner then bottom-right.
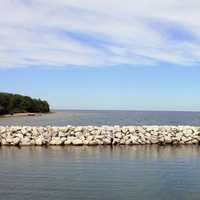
[[1, 64, 200, 111], [0, 0, 200, 111]]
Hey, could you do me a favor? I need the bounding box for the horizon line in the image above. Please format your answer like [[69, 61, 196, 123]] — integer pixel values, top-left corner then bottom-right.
[[51, 108, 200, 113]]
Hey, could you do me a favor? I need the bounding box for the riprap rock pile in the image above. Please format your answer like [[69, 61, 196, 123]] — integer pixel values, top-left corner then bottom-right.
[[0, 126, 200, 146]]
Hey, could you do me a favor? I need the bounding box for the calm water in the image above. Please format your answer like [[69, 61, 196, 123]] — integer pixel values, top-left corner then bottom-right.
[[0, 110, 200, 126], [0, 145, 200, 200], [1, 110, 200, 199]]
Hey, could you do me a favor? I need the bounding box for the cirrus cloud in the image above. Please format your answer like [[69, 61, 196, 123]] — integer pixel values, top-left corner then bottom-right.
[[1, 0, 200, 68]]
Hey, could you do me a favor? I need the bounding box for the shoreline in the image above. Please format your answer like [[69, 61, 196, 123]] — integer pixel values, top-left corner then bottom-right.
[[0, 112, 54, 119], [0, 125, 200, 146], [2, 113, 42, 118]]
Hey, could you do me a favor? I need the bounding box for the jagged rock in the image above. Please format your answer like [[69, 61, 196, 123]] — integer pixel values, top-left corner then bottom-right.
[[0, 125, 199, 146], [1, 139, 8, 145], [88, 140, 98, 145], [115, 132, 122, 139], [150, 136, 158, 144], [72, 139, 83, 145], [112, 138, 120, 145], [21, 137, 31, 146], [12, 137, 20, 145], [102, 138, 111, 145], [164, 135, 172, 144], [6, 136, 13, 144], [64, 140, 72, 145], [35, 137, 43, 146], [49, 137, 62, 145], [125, 139, 132, 145]]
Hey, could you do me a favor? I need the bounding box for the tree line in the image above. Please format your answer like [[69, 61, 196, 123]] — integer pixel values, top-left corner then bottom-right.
[[0, 92, 50, 115]]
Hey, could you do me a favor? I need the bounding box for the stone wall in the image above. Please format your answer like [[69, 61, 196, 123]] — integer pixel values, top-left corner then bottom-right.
[[0, 125, 200, 146]]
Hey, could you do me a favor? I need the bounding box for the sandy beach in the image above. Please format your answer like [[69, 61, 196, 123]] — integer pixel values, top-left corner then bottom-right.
[[0, 113, 42, 118]]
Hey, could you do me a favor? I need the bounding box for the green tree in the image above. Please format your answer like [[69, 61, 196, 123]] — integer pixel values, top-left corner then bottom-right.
[[0, 92, 50, 115]]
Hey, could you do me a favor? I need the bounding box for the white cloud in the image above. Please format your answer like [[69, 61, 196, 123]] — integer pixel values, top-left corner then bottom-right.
[[0, 0, 200, 68]]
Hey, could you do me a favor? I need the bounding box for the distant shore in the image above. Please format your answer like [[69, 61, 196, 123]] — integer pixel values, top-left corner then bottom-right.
[[0, 112, 53, 119]]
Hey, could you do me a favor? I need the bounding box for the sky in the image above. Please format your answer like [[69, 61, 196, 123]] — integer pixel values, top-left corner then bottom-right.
[[0, 0, 200, 111]]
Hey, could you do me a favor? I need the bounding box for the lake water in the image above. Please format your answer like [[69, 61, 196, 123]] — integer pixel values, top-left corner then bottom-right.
[[1, 110, 200, 199], [1, 110, 200, 126], [0, 145, 200, 200]]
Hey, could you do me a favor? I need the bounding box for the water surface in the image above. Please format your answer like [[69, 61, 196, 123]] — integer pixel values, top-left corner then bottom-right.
[[0, 145, 200, 200], [0, 110, 200, 126]]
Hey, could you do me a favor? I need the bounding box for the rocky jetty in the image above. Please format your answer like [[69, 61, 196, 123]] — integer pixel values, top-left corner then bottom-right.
[[0, 126, 200, 146]]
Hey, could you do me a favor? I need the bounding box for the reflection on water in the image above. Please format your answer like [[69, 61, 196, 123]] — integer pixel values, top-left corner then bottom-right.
[[1, 110, 200, 126], [0, 145, 200, 200]]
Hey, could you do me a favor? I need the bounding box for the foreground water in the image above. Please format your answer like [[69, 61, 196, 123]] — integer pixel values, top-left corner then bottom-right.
[[1, 110, 200, 126], [0, 146, 200, 200]]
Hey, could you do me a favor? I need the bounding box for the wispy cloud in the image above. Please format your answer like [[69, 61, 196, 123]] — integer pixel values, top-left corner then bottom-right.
[[1, 0, 200, 68]]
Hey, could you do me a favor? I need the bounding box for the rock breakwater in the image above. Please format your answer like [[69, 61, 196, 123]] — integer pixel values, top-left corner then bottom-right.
[[0, 126, 200, 146]]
